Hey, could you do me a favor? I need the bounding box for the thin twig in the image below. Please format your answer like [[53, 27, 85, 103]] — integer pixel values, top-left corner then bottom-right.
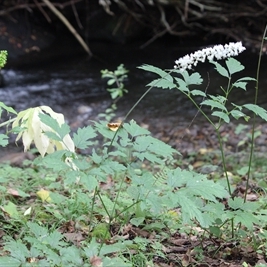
[[42, 0, 93, 57]]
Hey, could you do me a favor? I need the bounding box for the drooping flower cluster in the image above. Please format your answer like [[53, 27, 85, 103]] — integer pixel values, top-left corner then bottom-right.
[[174, 42, 246, 71]]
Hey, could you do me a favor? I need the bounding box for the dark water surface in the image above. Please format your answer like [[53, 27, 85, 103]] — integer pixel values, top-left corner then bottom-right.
[[1, 41, 267, 124]]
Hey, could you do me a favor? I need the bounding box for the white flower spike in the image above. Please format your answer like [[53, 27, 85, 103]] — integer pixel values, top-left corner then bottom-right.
[[174, 42, 246, 71]]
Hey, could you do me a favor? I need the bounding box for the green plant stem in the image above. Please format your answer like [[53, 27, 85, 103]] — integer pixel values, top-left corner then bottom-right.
[[244, 24, 267, 203], [186, 94, 232, 196], [187, 94, 215, 127], [108, 85, 154, 150], [216, 129, 232, 196], [0, 117, 16, 128], [88, 187, 98, 232]]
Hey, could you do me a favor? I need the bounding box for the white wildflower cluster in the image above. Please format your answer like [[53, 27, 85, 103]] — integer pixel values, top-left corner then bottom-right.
[[174, 42, 246, 71]]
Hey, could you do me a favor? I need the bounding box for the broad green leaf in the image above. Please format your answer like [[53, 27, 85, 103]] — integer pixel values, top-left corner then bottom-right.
[[3, 201, 19, 218], [211, 111, 230, 123], [0, 256, 21, 267], [210, 61, 229, 78], [226, 57, 244, 75], [228, 197, 244, 210], [0, 134, 8, 147], [233, 210, 259, 230], [230, 109, 247, 120], [37, 150, 71, 171], [80, 174, 98, 191], [191, 89, 206, 97], [73, 126, 97, 149], [180, 71, 203, 85], [0, 101, 17, 114], [201, 99, 227, 111], [236, 77, 256, 82], [186, 177, 229, 201], [174, 77, 189, 93], [209, 94, 227, 103], [91, 149, 103, 164], [60, 246, 83, 265], [123, 120, 150, 137], [39, 113, 70, 140], [138, 64, 173, 82], [176, 193, 206, 226], [243, 104, 267, 121], [147, 78, 176, 89], [232, 81, 248, 90], [27, 222, 48, 239], [4, 240, 29, 262]]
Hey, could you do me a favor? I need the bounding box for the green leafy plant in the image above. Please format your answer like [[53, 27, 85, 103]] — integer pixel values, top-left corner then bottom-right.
[[99, 64, 128, 121], [2, 34, 267, 266], [136, 41, 267, 243]]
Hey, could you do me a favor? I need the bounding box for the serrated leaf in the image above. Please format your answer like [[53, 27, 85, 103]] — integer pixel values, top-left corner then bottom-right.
[[0, 256, 21, 267], [138, 64, 173, 82], [186, 176, 229, 201], [230, 109, 246, 120], [210, 61, 229, 78], [39, 113, 70, 140], [80, 174, 99, 191], [147, 78, 176, 89], [234, 210, 259, 230], [4, 240, 28, 263], [201, 99, 227, 111], [211, 111, 230, 123], [232, 81, 248, 90], [226, 57, 244, 75], [243, 104, 267, 121], [228, 197, 243, 210], [180, 71, 203, 85], [123, 120, 150, 137], [176, 194, 206, 226], [73, 126, 97, 149], [191, 89, 206, 97], [91, 149, 103, 165], [0, 134, 8, 147], [174, 77, 189, 93]]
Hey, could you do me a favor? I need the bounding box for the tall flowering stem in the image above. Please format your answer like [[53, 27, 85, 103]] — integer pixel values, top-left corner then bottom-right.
[[174, 42, 246, 71]]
